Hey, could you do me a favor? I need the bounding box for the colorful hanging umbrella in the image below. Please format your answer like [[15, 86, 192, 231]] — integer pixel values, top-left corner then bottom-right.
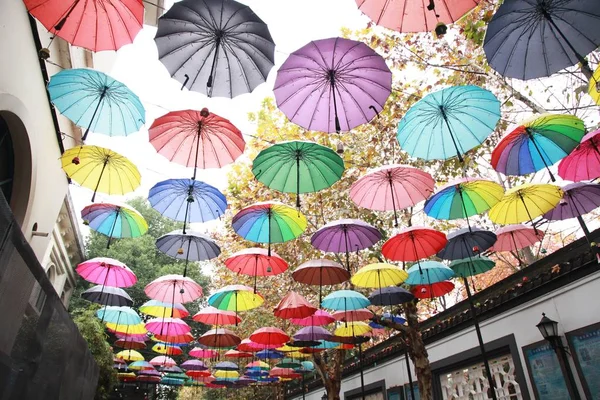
[[145, 274, 203, 304], [424, 178, 504, 220], [350, 165, 434, 227], [250, 327, 290, 346], [368, 286, 414, 306], [274, 37, 392, 133], [25, 0, 142, 51], [491, 225, 544, 253], [412, 281, 455, 299], [189, 348, 219, 359], [214, 361, 239, 371], [97, 306, 141, 326], [107, 322, 147, 335], [48, 69, 144, 140], [146, 318, 191, 336], [450, 257, 495, 278], [116, 350, 144, 362], [193, 306, 242, 326], [149, 108, 245, 177], [152, 332, 194, 344], [543, 182, 600, 239], [276, 358, 303, 369], [437, 228, 497, 261], [181, 360, 208, 371], [311, 219, 382, 272], [334, 322, 371, 337], [150, 356, 177, 367], [77, 257, 136, 288], [208, 285, 264, 312], [82, 285, 133, 307], [214, 370, 240, 380], [274, 292, 317, 320], [139, 300, 189, 319], [405, 261, 455, 285], [558, 129, 600, 182], [225, 248, 288, 291], [397, 86, 500, 162], [252, 141, 345, 208], [382, 226, 447, 262], [321, 290, 370, 311], [155, 0, 274, 97], [128, 361, 155, 371], [149, 179, 227, 230], [351, 263, 408, 289], [255, 350, 285, 360], [115, 339, 146, 350], [81, 203, 147, 248], [332, 308, 373, 322], [156, 230, 220, 276], [198, 328, 242, 348], [152, 343, 183, 356], [489, 183, 563, 226], [290, 309, 336, 326], [232, 202, 307, 256], [239, 339, 273, 352], [117, 372, 137, 382], [224, 350, 254, 359], [291, 259, 350, 304], [484, 0, 600, 80], [61, 145, 141, 202], [491, 114, 586, 181]]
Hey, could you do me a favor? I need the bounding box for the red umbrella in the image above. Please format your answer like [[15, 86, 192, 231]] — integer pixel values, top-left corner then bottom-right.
[[290, 309, 335, 326], [332, 308, 373, 322], [270, 367, 301, 379], [149, 108, 245, 179], [186, 370, 212, 378], [24, 0, 143, 52], [292, 259, 350, 304], [198, 328, 241, 348], [153, 332, 194, 344], [274, 292, 317, 320], [193, 306, 241, 326], [412, 281, 455, 299], [189, 348, 219, 359], [238, 339, 276, 352], [382, 226, 447, 262], [250, 327, 289, 346], [224, 349, 254, 359], [114, 339, 146, 350], [558, 129, 600, 182], [491, 225, 544, 252], [225, 248, 288, 292]]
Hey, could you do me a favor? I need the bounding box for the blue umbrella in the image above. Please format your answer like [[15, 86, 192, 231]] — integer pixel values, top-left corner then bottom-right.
[[405, 261, 455, 285], [48, 68, 145, 140], [256, 350, 284, 360], [382, 313, 406, 325], [321, 290, 370, 311], [438, 227, 497, 261], [149, 179, 227, 232], [369, 321, 385, 329], [397, 85, 500, 163]]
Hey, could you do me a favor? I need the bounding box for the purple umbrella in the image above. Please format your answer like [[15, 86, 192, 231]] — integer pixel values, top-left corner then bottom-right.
[[437, 227, 497, 261], [274, 37, 392, 134], [138, 369, 161, 377], [181, 360, 208, 371], [311, 219, 382, 272], [543, 182, 600, 240], [293, 326, 333, 343]]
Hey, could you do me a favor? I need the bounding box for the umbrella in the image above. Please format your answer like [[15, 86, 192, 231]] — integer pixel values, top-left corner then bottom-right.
[[145, 274, 203, 304], [156, 230, 220, 276], [290, 309, 335, 326], [412, 281, 455, 298], [321, 290, 370, 311], [274, 37, 392, 133], [351, 263, 408, 289], [146, 318, 191, 336], [232, 201, 307, 256], [397, 85, 500, 163], [543, 182, 600, 240], [193, 306, 241, 326], [140, 300, 189, 319], [332, 309, 373, 323], [48, 69, 144, 140], [117, 372, 137, 381], [152, 344, 183, 356], [274, 292, 317, 320], [276, 358, 302, 369], [82, 285, 132, 307], [107, 322, 146, 335], [214, 361, 239, 371], [96, 306, 141, 326], [208, 285, 264, 323], [149, 108, 245, 178], [214, 370, 240, 380], [150, 356, 176, 367], [405, 261, 455, 285], [382, 226, 447, 262], [269, 367, 300, 378], [155, 0, 274, 97], [60, 145, 141, 202], [489, 183, 563, 230], [437, 228, 497, 261], [311, 219, 382, 272], [491, 114, 586, 181], [255, 350, 284, 360], [252, 141, 345, 208], [239, 339, 273, 352], [484, 0, 600, 80], [81, 203, 148, 249], [128, 361, 155, 371], [76, 257, 136, 288], [25, 0, 142, 52], [181, 360, 208, 371], [198, 329, 241, 348], [148, 179, 227, 232], [350, 165, 434, 227], [189, 348, 219, 359], [115, 350, 144, 362], [225, 248, 288, 292], [558, 129, 600, 182], [368, 286, 414, 306], [152, 332, 193, 344], [250, 327, 290, 346], [292, 326, 333, 346], [224, 350, 254, 359], [492, 225, 544, 252], [115, 339, 146, 350], [291, 259, 350, 304]]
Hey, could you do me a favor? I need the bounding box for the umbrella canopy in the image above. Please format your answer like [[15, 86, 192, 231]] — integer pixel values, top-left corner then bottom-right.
[[292, 259, 350, 286], [424, 178, 504, 220], [491, 225, 544, 252], [115, 350, 144, 362], [207, 285, 264, 313], [239, 339, 272, 352], [115, 339, 146, 350], [350, 164, 434, 227], [156, 230, 220, 261], [256, 350, 285, 360], [189, 348, 219, 359], [321, 290, 370, 311], [198, 329, 242, 348], [355, 0, 481, 33], [145, 318, 191, 336], [155, 0, 274, 97], [82, 285, 132, 307], [351, 263, 408, 288], [152, 332, 193, 344], [437, 228, 498, 260], [76, 257, 136, 288], [61, 145, 141, 202], [273, 292, 317, 320], [274, 37, 391, 133], [214, 361, 239, 371], [413, 281, 455, 298], [276, 358, 302, 369], [252, 141, 345, 208], [290, 309, 336, 326], [250, 328, 290, 347], [107, 322, 147, 335], [405, 261, 455, 285], [96, 306, 141, 326], [225, 248, 288, 277], [293, 326, 333, 342], [484, 0, 600, 80], [269, 367, 300, 378], [334, 322, 371, 337], [81, 203, 147, 247], [181, 360, 208, 371], [382, 226, 447, 262], [214, 370, 240, 380], [150, 356, 176, 367], [246, 360, 270, 370], [193, 306, 242, 326], [25, 0, 142, 51], [149, 108, 245, 176], [117, 372, 137, 382], [397, 86, 500, 162], [145, 274, 203, 304], [332, 308, 373, 322], [152, 344, 183, 356], [128, 361, 155, 371], [139, 300, 189, 319], [492, 114, 586, 180], [450, 257, 495, 278], [48, 69, 144, 140], [543, 183, 600, 221], [224, 350, 254, 359], [489, 184, 563, 225], [558, 129, 600, 182], [368, 286, 414, 306]]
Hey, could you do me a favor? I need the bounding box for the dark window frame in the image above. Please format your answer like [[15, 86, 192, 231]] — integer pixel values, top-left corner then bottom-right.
[[565, 321, 600, 400], [344, 379, 387, 400]]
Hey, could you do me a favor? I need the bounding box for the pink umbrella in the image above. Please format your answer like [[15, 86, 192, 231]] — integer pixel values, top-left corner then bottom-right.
[[558, 129, 600, 182], [332, 308, 373, 322], [273, 292, 317, 320], [491, 225, 544, 252], [237, 339, 274, 352], [76, 257, 137, 288], [290, 309, 335, 326], [149, 356, 176, 367], [193, 306, 241, 326], [145, 318, 191, 336], [115, 332, 147, 342], [382, 226, 448, 262], [350, 165, 434, 227], [224, 349, 254, 359], [145, 274, 203, 304], [189, 348, 219, 359]]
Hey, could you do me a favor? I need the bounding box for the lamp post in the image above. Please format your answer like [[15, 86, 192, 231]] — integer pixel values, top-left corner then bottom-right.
[[321, 392, 328, 400], [536, 313, 580, 399]]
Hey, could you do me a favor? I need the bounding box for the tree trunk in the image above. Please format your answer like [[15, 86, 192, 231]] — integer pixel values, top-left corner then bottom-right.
[[313, 350, 344, 400], [405, 301, 433, 400]]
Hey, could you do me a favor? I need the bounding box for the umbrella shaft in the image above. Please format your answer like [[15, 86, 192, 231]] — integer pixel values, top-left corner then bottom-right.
[[83, 88, 107, 141], [525, 130, 555, 182], [91, 159, 109, 202], [330, 80, 341, 133], [207, 39, 221, 94], [106, 208, 120, 249], [388, 176, 399, 227], [440, 112, 464, 164]]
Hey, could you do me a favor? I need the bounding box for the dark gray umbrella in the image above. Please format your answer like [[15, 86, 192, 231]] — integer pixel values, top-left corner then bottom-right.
[[82, 285, 133, 307], [368, 286, 414, 306], [437, 227, 497, 260], [155, 0, 275, 98], [484, 0, 600, 80], [156, 230, 220, 276]]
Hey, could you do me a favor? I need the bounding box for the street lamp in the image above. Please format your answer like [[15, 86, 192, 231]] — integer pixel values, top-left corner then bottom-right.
[[321, 393, 328, 400]]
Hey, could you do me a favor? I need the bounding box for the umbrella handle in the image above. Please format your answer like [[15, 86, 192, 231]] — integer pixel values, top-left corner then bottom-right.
[[91, 159, 109, 202], [180, 74, 190, 91], [426, 0, 440, 17]]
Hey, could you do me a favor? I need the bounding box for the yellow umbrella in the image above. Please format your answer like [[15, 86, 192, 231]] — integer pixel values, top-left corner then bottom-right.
[[117, 372, 137, 380], [489, 183, 563, 225], [107, 322, 147, 335], [588, 65, 600, 105], [152, 343, 183, 355], [214, 370, 239, 379], [351, 263, 408, 288], [61, 145, 141, 202], [115, 349, 144, 361], [276, 344, 296, 352], [334, 321, 372, 337], [286, 351, 310, 359]]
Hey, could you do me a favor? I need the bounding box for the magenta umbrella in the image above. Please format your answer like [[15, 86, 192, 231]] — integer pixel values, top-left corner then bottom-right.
[[145, 318, 191, 336], [189, 348, 219, 359], [558, 129, 600, 182], [290, 309, 335, 326], [274, 37, 392, 134], [145, 274, 203, 304], [350, 165, 434, 227], [76, 257, 137, 288]]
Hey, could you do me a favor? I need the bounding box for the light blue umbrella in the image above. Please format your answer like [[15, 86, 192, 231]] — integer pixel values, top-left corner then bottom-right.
[[148, 179, 227, 232], [48, 68, 145, 140], [321, 290, 370, 311], [96, 306, 141, 325], [397, 85, 500, 162], [405, 261, 455, 285]]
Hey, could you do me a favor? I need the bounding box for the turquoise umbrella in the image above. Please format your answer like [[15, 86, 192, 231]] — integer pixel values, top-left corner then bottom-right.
[[97, 306, 142, 326], [321, 290, 370, 311], [405, 261, 455, 285]]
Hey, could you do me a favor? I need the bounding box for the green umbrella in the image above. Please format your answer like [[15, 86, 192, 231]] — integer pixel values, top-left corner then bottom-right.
[[449, 257, 495, 278], [252, 140, 344, 207], [276, 358, 302, 369]]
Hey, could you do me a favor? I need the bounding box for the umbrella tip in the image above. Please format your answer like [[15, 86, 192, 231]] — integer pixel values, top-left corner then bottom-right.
[[200, 108, 209, 117]]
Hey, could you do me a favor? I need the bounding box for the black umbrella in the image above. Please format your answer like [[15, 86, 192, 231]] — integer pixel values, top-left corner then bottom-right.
[[437, 227, 497, 261], [82, 285, 133, 307], [368, 286, 414, 306], [155, 0, 275, 98], [484, 0, 600, 80]]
